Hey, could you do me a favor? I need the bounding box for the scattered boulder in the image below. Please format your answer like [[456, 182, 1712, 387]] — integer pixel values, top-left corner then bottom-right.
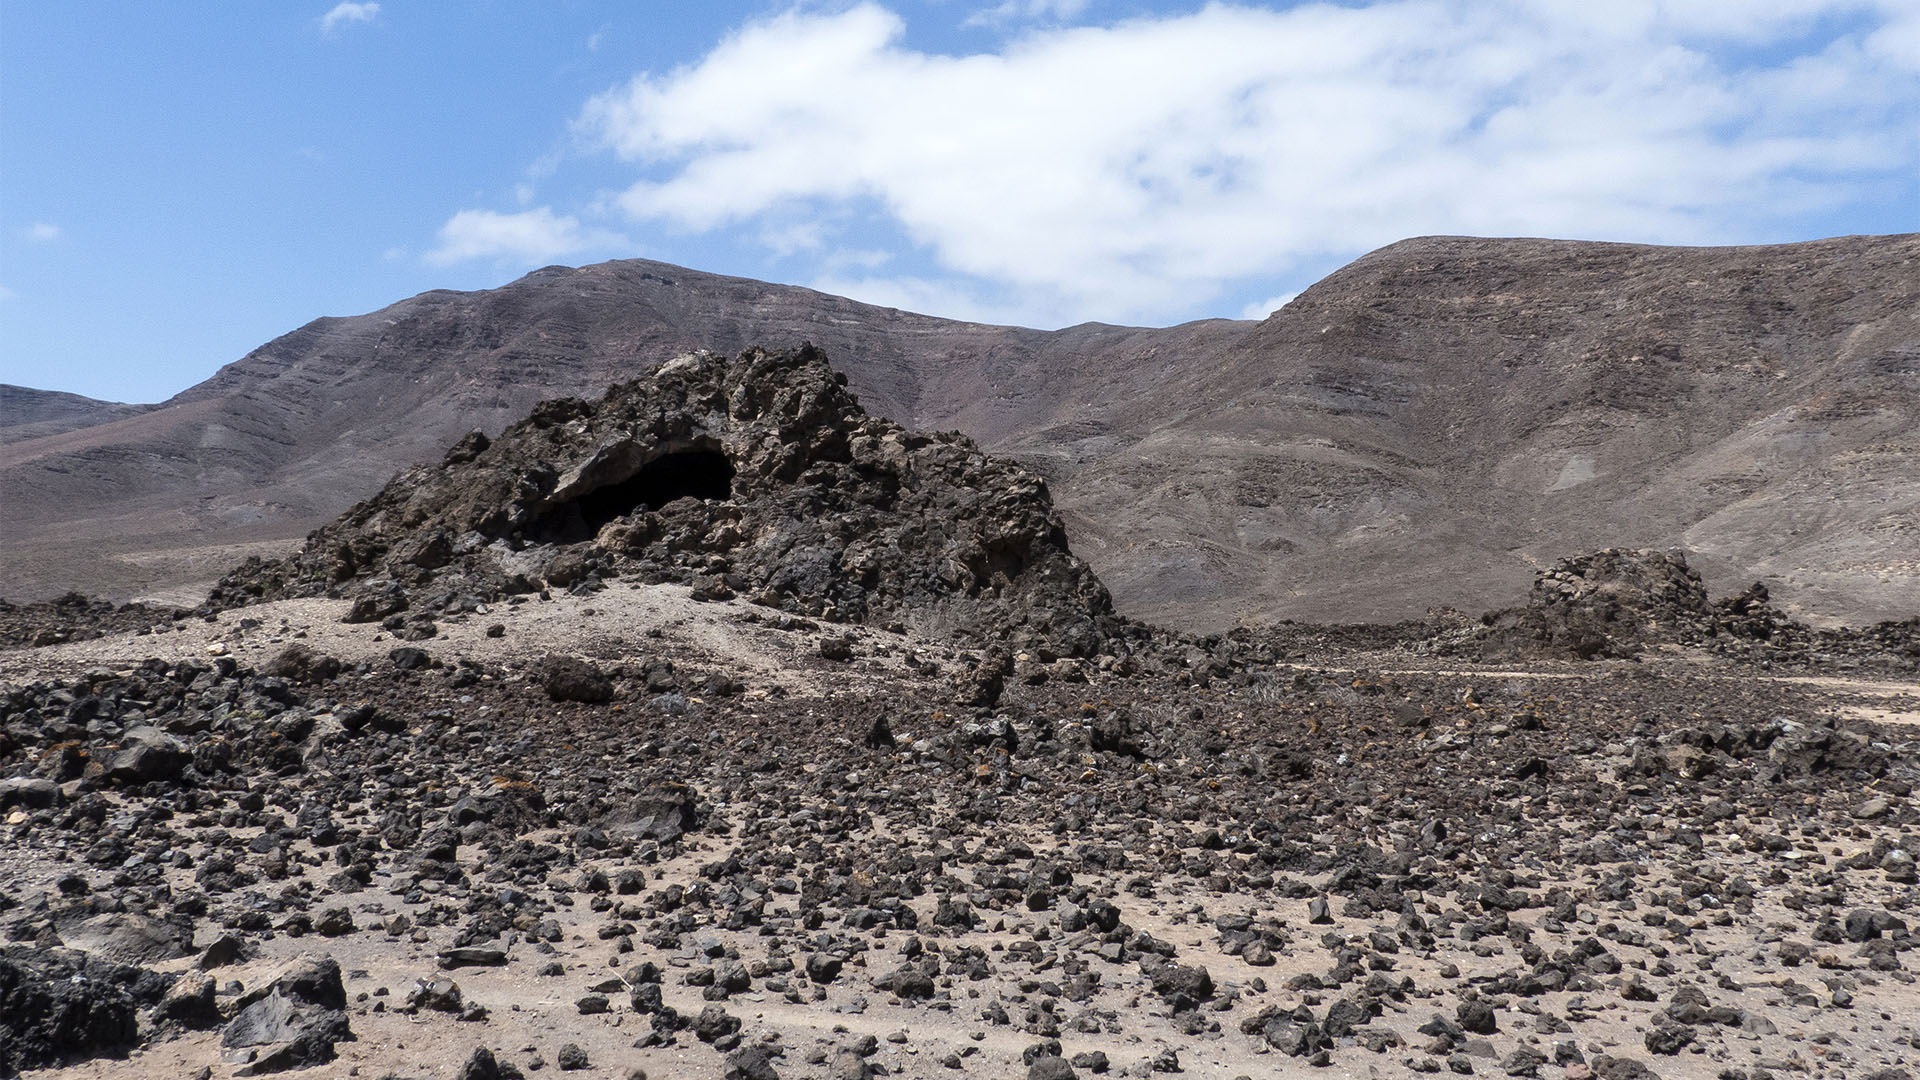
[[261, 644, 342, 684], [0, 776, 58, 810], [602, 780, 697, 844], [460, 1046, 526, 1080], [103, 727, 188, 786], [219, 956, 352, 1074], [540, 655, 615, 703], [59, 912, 192, 965], [157, 972, 220, 1029]]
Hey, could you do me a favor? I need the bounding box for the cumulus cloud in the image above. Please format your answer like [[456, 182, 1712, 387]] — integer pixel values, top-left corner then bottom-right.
[[425, 207, 627, 267], [320, 2, 380, 35], [24, 222, 61, 242], [567, 1, 1918, 326]]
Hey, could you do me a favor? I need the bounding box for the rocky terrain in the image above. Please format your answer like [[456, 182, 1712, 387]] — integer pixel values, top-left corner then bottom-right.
[[4, 233, 1916, 628], [3, 349, 1918, 1080]]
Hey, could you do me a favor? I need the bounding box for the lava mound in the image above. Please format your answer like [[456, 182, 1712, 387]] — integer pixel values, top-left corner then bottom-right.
[[212, 345, 1119, 655], [1468, 548, 1729, 659], [1459, 547, 1919, 666]]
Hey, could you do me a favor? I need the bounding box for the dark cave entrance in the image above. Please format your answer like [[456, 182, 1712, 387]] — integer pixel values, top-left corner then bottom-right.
[[580, 448, 735, 528], [538, 447, 735, 541]]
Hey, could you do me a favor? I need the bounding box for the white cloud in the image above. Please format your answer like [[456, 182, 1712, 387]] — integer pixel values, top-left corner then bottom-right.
[[320, 2, 380, 35], [808, 273, 1026, 326], [24, 222, 60, 243], [762, 222, 826, 256], [1241, 292, 1298, 320], [569, 1, 1918, 326], [425, 207, 627, 267]]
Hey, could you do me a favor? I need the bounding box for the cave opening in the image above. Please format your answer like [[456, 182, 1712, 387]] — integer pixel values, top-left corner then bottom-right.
[[539, 447, 735, 541]]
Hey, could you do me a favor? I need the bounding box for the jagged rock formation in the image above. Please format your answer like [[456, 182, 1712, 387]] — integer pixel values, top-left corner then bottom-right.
[[0, 944, 168, 1073], [211, 346, 1120, 656], [1487, 548, 1715, 659]]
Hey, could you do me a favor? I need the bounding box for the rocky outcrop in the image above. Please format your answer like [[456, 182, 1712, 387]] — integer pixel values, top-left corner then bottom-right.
[[210, 346, 1121, 656], [1480, 549, 1714, 659], [1465, 548, 1920, 664]]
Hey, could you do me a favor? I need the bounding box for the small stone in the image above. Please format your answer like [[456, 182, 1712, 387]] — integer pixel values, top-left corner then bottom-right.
[[406, 977, 464, 1014], [1458, 1000, 1498, 1035], [1028, 1054, 1078, 1080], [458, 1046, 525, 1080], [314, 906, 354, 937]]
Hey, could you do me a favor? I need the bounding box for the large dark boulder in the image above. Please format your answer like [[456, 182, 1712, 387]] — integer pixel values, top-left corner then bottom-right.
[[260, 644, 343, 684], [103, 727, 188, 786], [540, 655, 615, 704], [219, 956, 352, 1074], [0, 947, 147, 1073], [601, 780, 698, 844]]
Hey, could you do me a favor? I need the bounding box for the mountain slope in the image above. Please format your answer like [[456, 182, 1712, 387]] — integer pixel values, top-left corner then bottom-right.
[[1029, 234, 1919, 626], [3, 234, 1915, 627]]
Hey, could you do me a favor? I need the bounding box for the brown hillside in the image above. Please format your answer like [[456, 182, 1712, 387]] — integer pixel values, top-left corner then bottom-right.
[[2, 234, 1914, 628]]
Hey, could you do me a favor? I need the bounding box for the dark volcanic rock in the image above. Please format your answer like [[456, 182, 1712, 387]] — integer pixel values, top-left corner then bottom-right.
[[260, 644, 342, 684], [1452, 547, 1920, 668], [1477, 549, 1711, 659], [460, 1046, 526, 1080], [0, 776, 58, 810], [0, 947, 143, 1073], [602, 780, 698, 844], [61, 913, 192, 965], [540, 655, 614, 703], [211, 346, 1120, 656], [103, 727, 189, 786], [220, 956, 352, 1073]]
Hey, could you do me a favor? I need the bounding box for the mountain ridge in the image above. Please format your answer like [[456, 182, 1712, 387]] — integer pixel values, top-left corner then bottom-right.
[[0, 385, 151, 446], [3, 232, 1915, 628]]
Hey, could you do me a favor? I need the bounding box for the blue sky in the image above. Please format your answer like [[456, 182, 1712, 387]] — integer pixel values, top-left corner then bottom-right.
[[3, 1, 1916, 403]]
